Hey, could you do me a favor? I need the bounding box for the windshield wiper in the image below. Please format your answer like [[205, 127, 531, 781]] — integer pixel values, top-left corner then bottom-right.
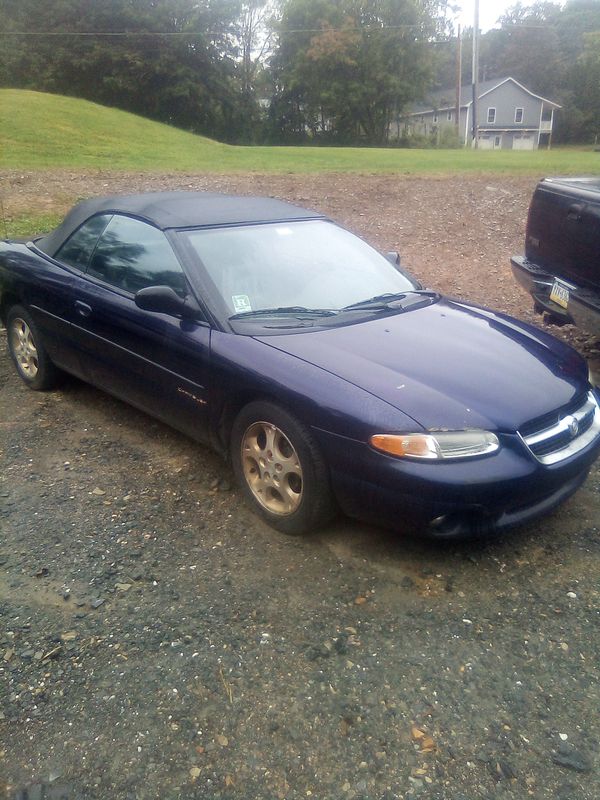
[[229, 306, 338, 320], [342, 290, 439, 312]]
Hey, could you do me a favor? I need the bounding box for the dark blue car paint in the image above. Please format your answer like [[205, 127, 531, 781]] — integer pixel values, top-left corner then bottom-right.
[[1, 244, 81, 375], [2, 219, 599, 537], [207, 328, 419, 442], [312, 424, 596, 533], [67, 277, 211, 437], [255, 299, 588, 432]]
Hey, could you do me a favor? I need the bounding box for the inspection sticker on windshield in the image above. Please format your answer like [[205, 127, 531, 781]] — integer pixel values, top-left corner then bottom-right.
[[232, 294, 252, 314]]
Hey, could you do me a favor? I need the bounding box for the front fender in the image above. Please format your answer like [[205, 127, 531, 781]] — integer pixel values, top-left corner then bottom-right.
[[207, 330, 422, 451]]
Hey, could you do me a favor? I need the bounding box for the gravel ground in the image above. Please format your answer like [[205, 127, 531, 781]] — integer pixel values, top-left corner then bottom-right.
[[1, 172, 599, 800]]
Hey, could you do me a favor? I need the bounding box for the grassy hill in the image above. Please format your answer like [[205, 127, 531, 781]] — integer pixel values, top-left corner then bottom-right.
[[1, 88, 600, 175], [0, 89, 229, 170]]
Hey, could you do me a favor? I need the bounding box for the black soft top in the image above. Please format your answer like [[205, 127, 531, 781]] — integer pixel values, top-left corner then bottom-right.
[[37, 191, 324, 256]]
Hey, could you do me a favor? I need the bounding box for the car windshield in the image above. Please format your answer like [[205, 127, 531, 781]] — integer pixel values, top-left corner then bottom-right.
[[180, 220, 416, 317]]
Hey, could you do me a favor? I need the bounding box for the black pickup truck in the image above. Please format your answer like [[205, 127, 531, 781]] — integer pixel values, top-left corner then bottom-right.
[[512, 177, 600, 336]]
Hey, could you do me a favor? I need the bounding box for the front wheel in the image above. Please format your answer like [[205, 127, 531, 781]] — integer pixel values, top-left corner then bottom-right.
[[6, 306, 61, 390], [230, 401, 335, 535]]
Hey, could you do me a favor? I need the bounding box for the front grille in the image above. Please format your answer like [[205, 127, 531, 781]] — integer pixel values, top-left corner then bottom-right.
[[519, 392, 600, 465], [519, 391, 588, 437]]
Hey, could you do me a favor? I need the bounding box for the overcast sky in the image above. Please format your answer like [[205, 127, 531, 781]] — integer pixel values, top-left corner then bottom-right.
[[457, 0, 521, 32]]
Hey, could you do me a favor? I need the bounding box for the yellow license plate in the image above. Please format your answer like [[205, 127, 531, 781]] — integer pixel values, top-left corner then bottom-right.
[[550, 280, 569, 309]]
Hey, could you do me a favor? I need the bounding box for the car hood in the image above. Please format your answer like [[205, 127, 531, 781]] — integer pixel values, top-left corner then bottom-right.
[[255, 298, 588, 432]]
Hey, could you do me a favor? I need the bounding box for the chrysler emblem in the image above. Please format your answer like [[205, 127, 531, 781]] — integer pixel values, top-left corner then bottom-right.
[[565, 415, 579, 438]]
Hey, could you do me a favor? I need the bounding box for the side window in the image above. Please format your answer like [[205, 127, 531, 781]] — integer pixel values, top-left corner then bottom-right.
[[55, 214, 112, 271], [487, 107, 496, 124], [88, 215, 187, 295]]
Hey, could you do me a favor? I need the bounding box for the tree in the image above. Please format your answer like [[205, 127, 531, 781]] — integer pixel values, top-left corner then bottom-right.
[[0, 0, 246, 141], [481, 0, 600, 143], [230, 0, 277, 141], [559, 30, 600, 142], [269, 0, 444, 144], [430, 0, 600, 144], [477, 3, 562, 95]]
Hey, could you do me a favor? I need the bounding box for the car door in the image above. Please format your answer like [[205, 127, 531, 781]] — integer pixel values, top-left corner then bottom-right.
[[21, 214, 113, 376], [67, 214, 212, 439]]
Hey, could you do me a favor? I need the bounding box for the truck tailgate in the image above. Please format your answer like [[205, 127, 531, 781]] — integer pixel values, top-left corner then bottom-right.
[[525, 178, 600, 291]]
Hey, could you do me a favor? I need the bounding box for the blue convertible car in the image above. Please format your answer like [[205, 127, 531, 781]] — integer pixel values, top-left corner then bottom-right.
[[1, 192, 599, 537]]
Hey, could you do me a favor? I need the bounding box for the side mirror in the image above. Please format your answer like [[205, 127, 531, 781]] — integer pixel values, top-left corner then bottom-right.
[[385, 251, 423, 290], [135, 285, 200, 318]]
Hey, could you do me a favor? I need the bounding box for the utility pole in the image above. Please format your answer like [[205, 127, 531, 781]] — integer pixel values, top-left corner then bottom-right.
[[471, 0, 480, 148], [455, 24, 462, 140]]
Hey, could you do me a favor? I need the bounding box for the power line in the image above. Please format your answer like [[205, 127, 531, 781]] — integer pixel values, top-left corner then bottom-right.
[[0, 31, 227, 36], [0, 25, 429, 36], [0, 22, 558, 40]]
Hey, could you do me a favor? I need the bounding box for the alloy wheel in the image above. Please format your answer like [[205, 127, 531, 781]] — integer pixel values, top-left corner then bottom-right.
[[9, 317, 39, 379], [241, 421, 303, 515]]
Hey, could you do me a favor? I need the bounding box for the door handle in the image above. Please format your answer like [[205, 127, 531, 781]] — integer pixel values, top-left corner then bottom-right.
[[567, 203, 584, 222], [74, 300, 92, 318]]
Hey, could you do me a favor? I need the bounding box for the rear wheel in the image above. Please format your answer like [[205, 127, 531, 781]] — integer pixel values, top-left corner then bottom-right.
[[7, 306, 61, 390], [231, 401, 335, 535]]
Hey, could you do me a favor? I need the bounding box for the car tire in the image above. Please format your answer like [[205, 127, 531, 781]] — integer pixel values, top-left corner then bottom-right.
[[6, 305, 61, 390], [230, 401, 335, 535]]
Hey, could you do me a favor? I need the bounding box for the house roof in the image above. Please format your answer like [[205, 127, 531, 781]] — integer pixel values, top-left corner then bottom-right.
[[406, 76, 561, 115]]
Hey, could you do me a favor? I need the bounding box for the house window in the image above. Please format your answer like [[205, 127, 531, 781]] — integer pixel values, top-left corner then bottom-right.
[[487, 107, 496, 124], [447, 111, 453, 121], [515, 107, 524, 123]]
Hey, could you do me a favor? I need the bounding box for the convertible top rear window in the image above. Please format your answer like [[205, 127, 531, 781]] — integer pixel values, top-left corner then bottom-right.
[[55, 214, 112, 271]]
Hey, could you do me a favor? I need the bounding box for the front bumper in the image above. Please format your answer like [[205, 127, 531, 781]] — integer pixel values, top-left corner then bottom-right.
[[511, 255, 600, 336], [313, 423, 600, 539]]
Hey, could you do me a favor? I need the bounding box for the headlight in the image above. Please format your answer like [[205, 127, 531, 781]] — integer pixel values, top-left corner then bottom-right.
[[370, 430, 500, 460]]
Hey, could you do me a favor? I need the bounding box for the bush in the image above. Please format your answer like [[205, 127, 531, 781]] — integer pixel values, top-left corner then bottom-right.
[[391, 127, 463, 149], [436, 127, 463, 148]]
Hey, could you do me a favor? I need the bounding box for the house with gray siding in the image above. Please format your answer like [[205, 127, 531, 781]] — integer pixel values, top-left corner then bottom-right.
[[401, 77, 561, 149]]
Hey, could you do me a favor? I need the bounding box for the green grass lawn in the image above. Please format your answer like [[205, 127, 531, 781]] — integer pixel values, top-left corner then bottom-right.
[[1, 88, 600, 175], [1, 211, 63, 239]]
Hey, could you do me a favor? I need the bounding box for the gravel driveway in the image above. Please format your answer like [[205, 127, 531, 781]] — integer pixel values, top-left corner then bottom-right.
[[1, 172, 599, 800]]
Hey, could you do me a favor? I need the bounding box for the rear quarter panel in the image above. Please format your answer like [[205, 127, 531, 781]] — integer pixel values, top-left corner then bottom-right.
[[0, 241, 81, 374]]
